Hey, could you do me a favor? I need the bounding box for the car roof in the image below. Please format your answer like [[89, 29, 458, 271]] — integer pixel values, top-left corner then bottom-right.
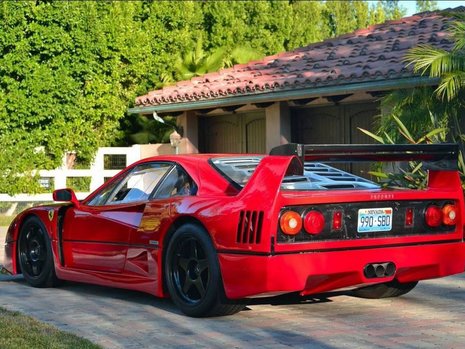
[[130, 153, 261, 196]]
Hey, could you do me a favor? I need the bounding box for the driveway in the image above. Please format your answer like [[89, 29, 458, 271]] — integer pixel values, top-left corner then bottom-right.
[[1, 226, 465, 348]]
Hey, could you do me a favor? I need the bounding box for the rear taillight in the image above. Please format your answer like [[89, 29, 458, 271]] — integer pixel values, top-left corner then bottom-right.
[[425, 203, 458, 228], [442, 204, 457, 226], [425, 205, 442, 227], [304, 210, 325, 235], [280, 211, 302, 235], [405, 208, 414, 227], [332, 211, 342, 231]]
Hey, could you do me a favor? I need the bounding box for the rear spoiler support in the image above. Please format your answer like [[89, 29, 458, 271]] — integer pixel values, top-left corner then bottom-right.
[[270, 143, 459, 171]]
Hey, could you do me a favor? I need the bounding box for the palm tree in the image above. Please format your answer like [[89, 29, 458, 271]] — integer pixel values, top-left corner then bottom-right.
[[174, 35, 263, 80], [404, 12, 465, 141], [362, 13, 465, 186], [174, 36, 226, 80], [378, 13, 465, 145], [404, 13, 465, 102]]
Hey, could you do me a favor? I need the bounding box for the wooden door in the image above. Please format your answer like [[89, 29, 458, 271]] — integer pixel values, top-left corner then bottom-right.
[[347, 105, 378, 178], [291, 102, 379, 177], [200, 115, 241, 153], [292, 106, 343, 144], [244, 113, 266, 154], [199, 112, 265, 154]]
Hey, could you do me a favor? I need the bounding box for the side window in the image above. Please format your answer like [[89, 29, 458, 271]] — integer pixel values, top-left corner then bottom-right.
[[86, 179, 120, 206], [87, 163, 172, 206], [153, 166, 197, 199]]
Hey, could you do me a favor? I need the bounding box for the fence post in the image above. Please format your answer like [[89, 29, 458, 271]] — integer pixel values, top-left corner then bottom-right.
[[90, 148, 105, 191]]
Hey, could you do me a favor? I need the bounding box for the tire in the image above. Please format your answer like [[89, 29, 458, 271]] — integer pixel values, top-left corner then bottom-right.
[[352, 279, 418, 299], [164, 223, 245, 317], [18, 216, 60, 288]]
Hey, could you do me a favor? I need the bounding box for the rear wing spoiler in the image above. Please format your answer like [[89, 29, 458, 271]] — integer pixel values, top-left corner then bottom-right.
[[270, 143, 459, 171]]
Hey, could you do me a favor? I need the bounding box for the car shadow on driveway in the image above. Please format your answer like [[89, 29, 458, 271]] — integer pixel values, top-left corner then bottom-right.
[[1, 274, 182, 314], [1, 273, 353, 315]]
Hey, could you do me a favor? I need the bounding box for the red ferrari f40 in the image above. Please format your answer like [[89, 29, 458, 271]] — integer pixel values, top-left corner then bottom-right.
[[3, 143, 465, 317]]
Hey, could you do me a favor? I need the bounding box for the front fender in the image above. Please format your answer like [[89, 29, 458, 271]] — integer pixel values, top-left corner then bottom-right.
[[3, 205, 67, 274]]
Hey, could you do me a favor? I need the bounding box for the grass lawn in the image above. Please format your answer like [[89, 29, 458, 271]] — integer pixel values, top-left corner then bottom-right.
[[0, 308, 101, 349], [0, 215, 13, 227]]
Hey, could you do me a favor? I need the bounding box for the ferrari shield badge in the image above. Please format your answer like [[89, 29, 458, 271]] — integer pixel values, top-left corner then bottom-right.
[[48, 210, 54, 221]]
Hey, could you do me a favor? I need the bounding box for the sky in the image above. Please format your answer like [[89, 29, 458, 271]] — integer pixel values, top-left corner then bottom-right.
[[370, 1, 465, 16]]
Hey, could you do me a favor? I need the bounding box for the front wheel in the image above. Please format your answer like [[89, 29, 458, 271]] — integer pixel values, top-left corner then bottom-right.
[[164, 224, 245, 317], [18, 216, 60, 288], [352, 279, 418, 299]]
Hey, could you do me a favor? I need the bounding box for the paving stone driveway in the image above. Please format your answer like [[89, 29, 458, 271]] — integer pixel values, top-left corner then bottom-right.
[[1, 227, 465, 348]]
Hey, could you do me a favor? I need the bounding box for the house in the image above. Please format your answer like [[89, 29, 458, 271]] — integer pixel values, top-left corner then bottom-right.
[[129, 8, 460, 164]]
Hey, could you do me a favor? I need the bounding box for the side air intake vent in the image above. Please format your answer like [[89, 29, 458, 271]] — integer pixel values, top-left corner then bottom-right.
[[236, 210, 264, 244]]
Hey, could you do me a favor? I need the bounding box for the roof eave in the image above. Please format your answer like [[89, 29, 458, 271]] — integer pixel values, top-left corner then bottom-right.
[[128, 76, 439, 115]]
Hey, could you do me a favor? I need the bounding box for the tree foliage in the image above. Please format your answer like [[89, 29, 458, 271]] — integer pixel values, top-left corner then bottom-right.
[[379, 13, 465, 141], [380, 0, 406, 20], [370, 13, 465, 188], [0, 1, 399, 195], [416, 1, 439, 13]]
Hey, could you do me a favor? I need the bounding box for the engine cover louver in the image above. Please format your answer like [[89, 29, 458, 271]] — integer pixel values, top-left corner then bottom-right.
[[236, 210, 264, 244]]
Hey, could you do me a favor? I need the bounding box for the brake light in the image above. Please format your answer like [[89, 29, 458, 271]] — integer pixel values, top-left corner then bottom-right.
[[332, 211, 342, 231], [405, 208, 414, 227], [442, 204, 457, 225], [425, 205, 442, 227], [304, 210, 325, 235], [280, 211, 302, 235]]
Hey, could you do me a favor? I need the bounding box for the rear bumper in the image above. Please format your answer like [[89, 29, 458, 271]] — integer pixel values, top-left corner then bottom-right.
[[218, 241, 465, 299]]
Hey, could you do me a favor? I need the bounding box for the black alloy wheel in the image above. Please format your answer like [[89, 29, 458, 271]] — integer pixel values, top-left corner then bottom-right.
[[172, 236, 210, 304], [18, 216, 59, 288], [165, 224, 245, 317]]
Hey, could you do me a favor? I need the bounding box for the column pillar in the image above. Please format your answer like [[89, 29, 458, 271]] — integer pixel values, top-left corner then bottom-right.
[[177, 111, 199, 154], [265, 102, 291, 153]]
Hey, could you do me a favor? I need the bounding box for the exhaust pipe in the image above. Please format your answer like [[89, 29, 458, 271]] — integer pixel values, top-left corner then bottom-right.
[[364, 262, 396, 278]]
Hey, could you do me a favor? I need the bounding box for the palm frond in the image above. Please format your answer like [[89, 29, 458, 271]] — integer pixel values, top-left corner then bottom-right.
[[452, 21, 465, 50], [450, 14, 465, 50], [357, 127, 384, 143], [392, 115, 415, 143], [435, 71, 465, 100], [404, 45, 454, 76], [384, 132, 395, 144], [417, 127, 447, 143], [204, 47, 227, 73]]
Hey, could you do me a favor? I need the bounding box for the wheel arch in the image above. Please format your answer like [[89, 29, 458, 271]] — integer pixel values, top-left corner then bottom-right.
[[14, 212, 57, 274], [14, 213, 41, 274], [160, 215, 214, 295]]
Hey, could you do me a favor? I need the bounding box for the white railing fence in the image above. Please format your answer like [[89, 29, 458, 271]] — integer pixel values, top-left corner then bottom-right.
[[0, 144, 173, 216]]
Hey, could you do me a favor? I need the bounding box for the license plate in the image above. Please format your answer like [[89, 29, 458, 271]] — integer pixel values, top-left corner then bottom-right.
[[357, 207, 393, 233]]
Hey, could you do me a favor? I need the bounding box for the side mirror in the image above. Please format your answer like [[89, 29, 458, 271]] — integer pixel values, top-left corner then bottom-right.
[[53, 188, 80, 208]]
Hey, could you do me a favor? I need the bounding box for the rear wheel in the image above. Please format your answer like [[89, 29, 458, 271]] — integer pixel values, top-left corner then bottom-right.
[[165, 224, 245, 317], [352, 279, 418, 299], [18, 216, 60, 288]]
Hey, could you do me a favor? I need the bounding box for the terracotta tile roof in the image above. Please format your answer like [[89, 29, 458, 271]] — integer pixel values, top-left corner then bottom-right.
[[134, 8, 463, 109]]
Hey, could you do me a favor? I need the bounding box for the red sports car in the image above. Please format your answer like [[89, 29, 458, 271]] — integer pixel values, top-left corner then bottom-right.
[[3, 143, 465, 317]]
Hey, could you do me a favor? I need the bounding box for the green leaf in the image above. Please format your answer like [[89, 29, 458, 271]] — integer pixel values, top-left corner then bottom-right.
[[417, 127, 447, 143], [357, 128, 385, 143], [392, 115, 415, 143]]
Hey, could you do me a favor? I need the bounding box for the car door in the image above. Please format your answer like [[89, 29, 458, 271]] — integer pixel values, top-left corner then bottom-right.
[[61, 162, 174, 273], [125, 165, 198, 277]]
